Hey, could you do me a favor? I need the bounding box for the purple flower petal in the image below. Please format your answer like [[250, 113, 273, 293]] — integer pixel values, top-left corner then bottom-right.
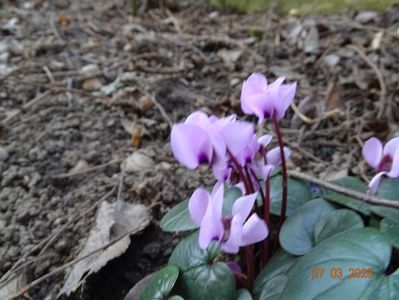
[[222, 121, 254, 157], [258, 134, 273, 147], [199, 200, 224, 249], [221, 215, 243, 254], [368, 172, 386, 194], [240, 73, 268, 114], [267, 146, 291, 166], [253, 164, 275, 181], [185, 111, 211, 129], [362, 137, 383, 169], [211, 181, 224, 221], [232, 193, 257, 222], [171, 124, 212, 169], [274, 82, 296, 120], [387, 150, 399, 177], [188, 188, 210, 225], [383, 137, 399, 158], [226, 261, 241, 274], [241, 214, 269, 246]]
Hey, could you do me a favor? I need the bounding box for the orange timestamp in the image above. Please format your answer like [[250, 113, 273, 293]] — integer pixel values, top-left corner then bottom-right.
[[311, 267, 373, 280]]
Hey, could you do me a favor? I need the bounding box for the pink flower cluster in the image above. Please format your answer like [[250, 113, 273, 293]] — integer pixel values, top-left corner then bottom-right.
[[170, 73, 297, 253]]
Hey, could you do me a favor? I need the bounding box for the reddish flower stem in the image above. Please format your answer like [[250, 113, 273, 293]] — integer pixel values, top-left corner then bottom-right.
[[272, 116, 288, 227], [244, 245, 255, 289], [227, 149, 251, 195]]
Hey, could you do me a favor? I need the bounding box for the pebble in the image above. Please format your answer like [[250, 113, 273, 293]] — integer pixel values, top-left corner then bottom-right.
[[125, 152, 155, 173], [79, 64, 100, 77]]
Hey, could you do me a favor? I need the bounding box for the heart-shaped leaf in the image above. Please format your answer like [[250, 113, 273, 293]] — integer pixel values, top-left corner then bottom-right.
[[253, 249, 298, 300], [267, 176, 313, 216], [279, 198, 336, 255], [160, 187, 242, 232], [160, 199, 198, 232], [370, 206, 399, 223], [380, 218, 399, 248], [280, 228, 393, 299], [139, 265, 179, 300], [377, 178, 399, 200], [314, 209, 364, 244], [169, 232, 235, 300], [321, 176, 370, 215]]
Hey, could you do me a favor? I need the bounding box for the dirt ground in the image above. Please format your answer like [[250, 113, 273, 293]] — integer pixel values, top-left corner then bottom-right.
[[0, 0, 398, 299]]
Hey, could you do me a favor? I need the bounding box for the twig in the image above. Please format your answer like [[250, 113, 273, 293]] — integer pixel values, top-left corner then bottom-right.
[[9, 219, 148, 300], [288, 170, 399, 209], [1, 90, 53, 127], [151, 93, 173, 128], [347, 45, 387, 119], [50, 159, 121, 179]]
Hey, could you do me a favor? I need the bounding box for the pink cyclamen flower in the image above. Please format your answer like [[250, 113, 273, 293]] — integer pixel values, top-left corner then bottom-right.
[[171, 111, 254, 171], [240, 73, 296, 122], [362, 137, 399, 194], [188, 182, 268, 254]]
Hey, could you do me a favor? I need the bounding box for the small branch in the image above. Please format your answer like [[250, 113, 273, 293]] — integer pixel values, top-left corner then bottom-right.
[[288, 170, 399, 209], [50, 159, 121, 179]]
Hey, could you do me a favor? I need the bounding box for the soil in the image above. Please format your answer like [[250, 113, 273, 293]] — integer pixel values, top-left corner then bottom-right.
[[0, 0, 398, 299]]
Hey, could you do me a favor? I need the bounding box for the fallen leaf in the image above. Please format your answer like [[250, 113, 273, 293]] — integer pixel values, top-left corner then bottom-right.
[[59, 200, 151, 297], [324, 82, 341, 110], [58, 13, 70, 27], [0, 273, 26, 300]]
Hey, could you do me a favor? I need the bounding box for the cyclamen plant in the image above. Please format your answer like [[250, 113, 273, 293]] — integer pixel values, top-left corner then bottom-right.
[[139, 73, 399, 300]]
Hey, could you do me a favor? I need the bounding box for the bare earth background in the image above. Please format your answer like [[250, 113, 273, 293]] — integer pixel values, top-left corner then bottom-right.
[[0, 0, 399, 299]]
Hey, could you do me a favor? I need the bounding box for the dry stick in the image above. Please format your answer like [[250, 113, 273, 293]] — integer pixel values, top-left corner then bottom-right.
[[10, 220, 148, 300], [50, 159, 122, 179], [347, 45, 387, 119], [1, 90, 53, 126], [288, 170, 399, 209], [151, 93, 173, 129], [0, 187, 116, 285]]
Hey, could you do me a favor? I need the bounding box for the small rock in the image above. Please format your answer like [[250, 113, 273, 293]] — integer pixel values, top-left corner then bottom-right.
[[0, 147, 9, 161], [323, 54, 340, 67], [355, 11, 378, 24], [79, 64, 100, 77], [82, 78, 103, 91], [304, 26, 319, 54], [55, 237, 73, 255], [69, 160, 89, 173], [125, 152, 155, 173], [138, 95, 154, 112]]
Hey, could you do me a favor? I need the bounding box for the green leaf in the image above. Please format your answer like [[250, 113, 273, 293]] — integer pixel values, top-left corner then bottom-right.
[[182, 262, 235, 300], [268, 176, 313, 216], [370, 205, 399, 223], [139, 265, 179, 300], [359, 269, 399, 299], [378, 178, 399, 200], [160, 187, 242, 232], [314, 209, 364, 244], [169, 232, 235, 300], [169, 232, 220, 271], [236, 289, 252, 300], [380, 218, 399, 248], [160, 199, 198, 232], [222, 187, 243, 216], [321, 176, 371, 215], [280, 228, 392, 300], [279, 198, 336, 255], [253, 250, 298, 300]]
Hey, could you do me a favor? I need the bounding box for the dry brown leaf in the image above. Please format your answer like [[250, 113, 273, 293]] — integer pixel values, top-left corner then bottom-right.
[[58, 200, 151, 297], [325, 82, 341, 110]]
